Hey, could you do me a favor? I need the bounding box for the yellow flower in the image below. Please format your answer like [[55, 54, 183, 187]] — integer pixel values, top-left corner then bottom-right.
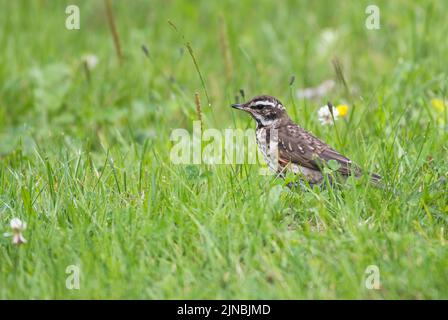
[[336, 104, 349, 117], [431, 98, 446, 113]]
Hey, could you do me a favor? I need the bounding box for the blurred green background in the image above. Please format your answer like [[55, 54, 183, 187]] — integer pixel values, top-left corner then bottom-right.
[[0, 0, 447, 299]]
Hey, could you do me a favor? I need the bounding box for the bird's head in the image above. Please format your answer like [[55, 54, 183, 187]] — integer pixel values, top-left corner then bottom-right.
[[231, 95, 287, 126]]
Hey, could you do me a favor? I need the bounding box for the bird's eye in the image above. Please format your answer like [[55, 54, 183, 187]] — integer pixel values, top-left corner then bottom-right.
[[251, 104, 264, 110]]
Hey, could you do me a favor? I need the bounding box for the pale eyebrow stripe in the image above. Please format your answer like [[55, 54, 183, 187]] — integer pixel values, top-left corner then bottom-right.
[[250, 100, 275, 107]]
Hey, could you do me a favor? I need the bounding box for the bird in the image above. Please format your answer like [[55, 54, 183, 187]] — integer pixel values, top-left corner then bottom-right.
[[231, 95, 381, 187]]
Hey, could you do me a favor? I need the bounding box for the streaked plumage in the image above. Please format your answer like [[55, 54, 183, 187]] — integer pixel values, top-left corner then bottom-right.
[[231, 95, 381, 186]]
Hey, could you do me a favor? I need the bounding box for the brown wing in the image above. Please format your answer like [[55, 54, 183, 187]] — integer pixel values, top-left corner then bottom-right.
[[277, 124, 361, 177]]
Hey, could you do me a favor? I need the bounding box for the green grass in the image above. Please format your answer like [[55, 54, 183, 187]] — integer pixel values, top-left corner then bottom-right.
[[0, 0, 447, 299]]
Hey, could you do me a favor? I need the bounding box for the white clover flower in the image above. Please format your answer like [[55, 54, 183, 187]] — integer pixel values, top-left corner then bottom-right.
[[81, 54, 99, 70], [318, 105, 339, 125], [320, 29, 338, 47], [317, 29, 339, 56], [10, 218, 26, 230], [4, 217, 27, 245]]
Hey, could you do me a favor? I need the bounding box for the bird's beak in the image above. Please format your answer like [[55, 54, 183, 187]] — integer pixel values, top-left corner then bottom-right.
[[231, 103, 245, 110]]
